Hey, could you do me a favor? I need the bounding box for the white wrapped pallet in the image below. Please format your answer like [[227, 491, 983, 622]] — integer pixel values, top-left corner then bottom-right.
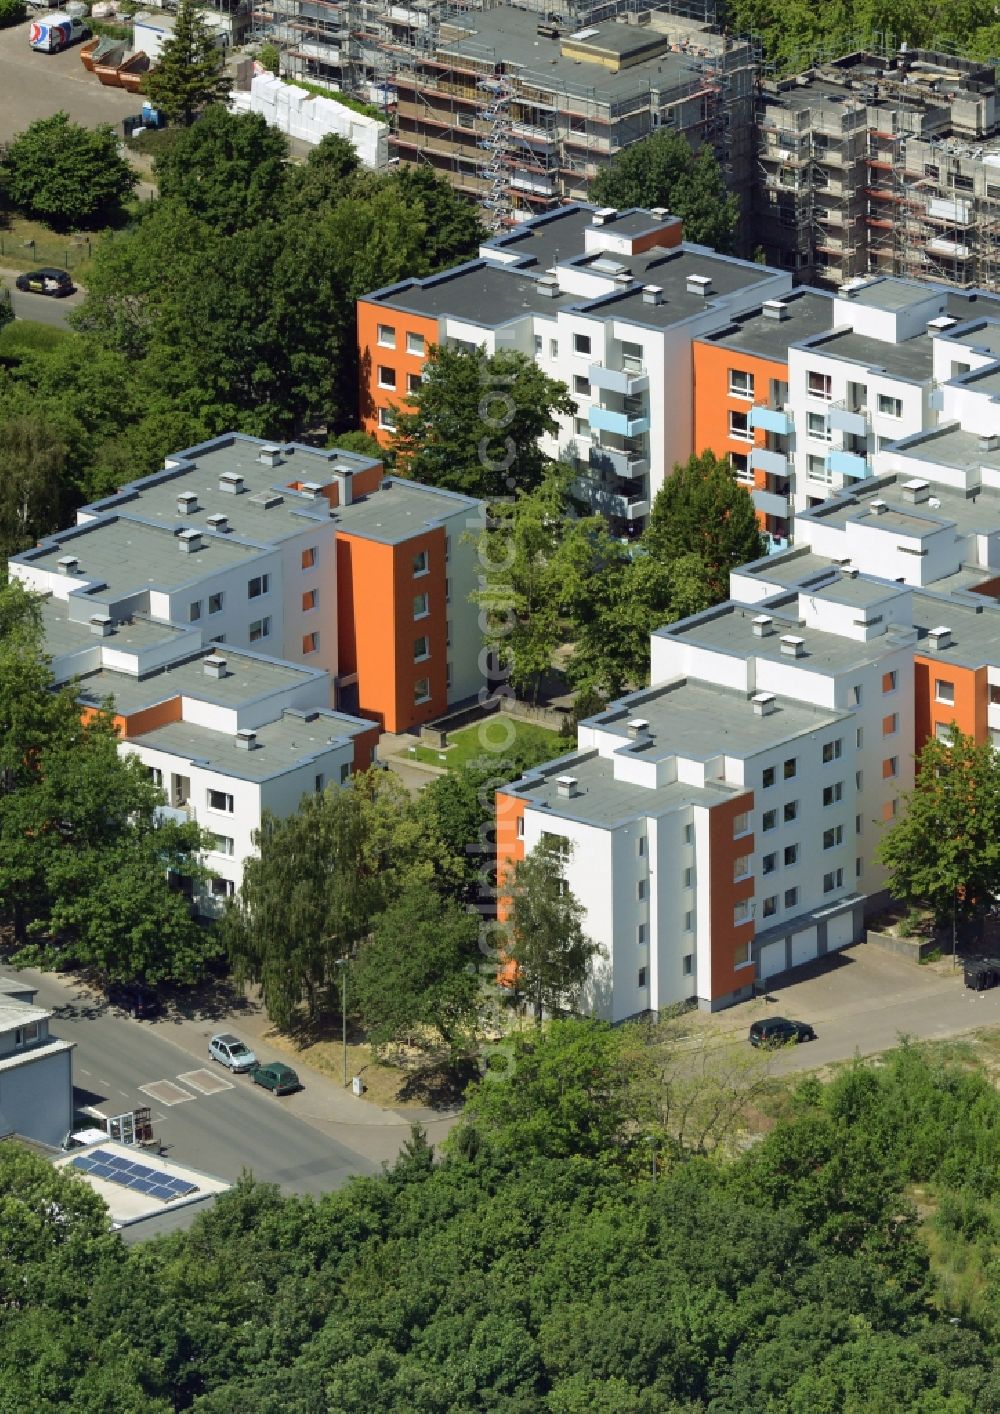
[[229, 74, 389, 169]]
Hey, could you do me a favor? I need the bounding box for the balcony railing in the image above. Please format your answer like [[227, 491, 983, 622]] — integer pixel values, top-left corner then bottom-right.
[[753, 487, 791, 519], [749, 404, 791, 436], [749, 446, 789, 477], [826, 448, 871, 479], [570, 476, 649, 521], [588, 362, 649, 396], [827, 400, 868, 437], [589, 444, 648, 479], [589, 405, 650, 438]]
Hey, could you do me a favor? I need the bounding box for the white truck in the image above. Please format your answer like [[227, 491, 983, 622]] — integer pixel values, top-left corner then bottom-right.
[[28, 13, 90, 53]]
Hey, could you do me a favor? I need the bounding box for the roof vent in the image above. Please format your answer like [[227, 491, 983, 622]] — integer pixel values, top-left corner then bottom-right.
[[928, 624, 952, 651], [642, 284, 663, 305], [537, 273, 560, 299], [177, 491, 199, 515], [902, 478, 930, 504], [203, 653, 228, 679], [686, 274, 712, 297], [649, 206, 669, 219], [592, 207, 617, 226], [219, 472, 245, 495], [178, 528, 202, 553], [89, 614, 113, 638], [841, 564, 859, 579], [259, 445, 283, 468], [206, 513, 230, 533], [235, 728, 258, 751], [752, 691, 777, 717], [979, 434, 1000, 452], [869, 499, 888, 516], [57, 554, 79, 576], [300, 481, 324, 499], [613, 272, 633, 288], [555, 774, 579, 798], [762, 299, 788, 321], [627, 717, 650, 740], [752, 614, 774, 637], [927, 314, 957, 333], [780, 634, 806, 658], [249, 492, 284, 510]]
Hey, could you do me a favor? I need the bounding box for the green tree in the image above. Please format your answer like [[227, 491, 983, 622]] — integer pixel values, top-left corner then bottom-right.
[[153, 107, 289, 233], [143, 0, 231, 126], [878, 728, 1000, 954], [0, 0, 27, 28], [1, 112, 137, 231], [590, 131, 739, 252], [326, 427, 385, 461], [389, 164, 485, 270], [258, 40, 280, 75], [352, 882, 482, 1062], [391, 344, 574, 500], [504, 837, 599, 1023], [0, 415, 67, 560], [287, 133, 361, 214], [644, 449, 765, 603]]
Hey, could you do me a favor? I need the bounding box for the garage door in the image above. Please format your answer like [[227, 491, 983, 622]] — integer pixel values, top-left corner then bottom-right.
[[759, 940, 785, 982], [790, 926, 817, 969], [826, 909, 856, 952]]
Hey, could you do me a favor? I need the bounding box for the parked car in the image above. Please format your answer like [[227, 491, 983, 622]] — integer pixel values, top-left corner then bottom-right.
[[15, 268, 74, 297], [748, 1016, 816, 1048], [28, 14, 89, 52], [208, 1033, 258, 1073], [964, 957, 1000, 991], [107, 981, 161, 1020], [251, 1062, 300, 1095]]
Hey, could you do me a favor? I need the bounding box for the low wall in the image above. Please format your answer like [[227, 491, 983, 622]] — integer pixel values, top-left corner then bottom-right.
[[866, 928, 939, 963]]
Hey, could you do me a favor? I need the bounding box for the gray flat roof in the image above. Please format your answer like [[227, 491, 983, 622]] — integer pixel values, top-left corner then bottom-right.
[[74, 648, 320, 714], [946, 289, 1000, 320], [805, 328, 933, 382], [486, 207, 595, 271], [910, 590, 1000, 671], [845, 277, 940, 312], [509, 750, 733, 828], [129, 709, 365, 783], [809, 574, 903, 607], [739, 548, 837, 586], [377, 262, 577, 325], [582, 247, 776, 327], [39, 596, 187, 658], [335, 478, 480, 543], [891, 424, 1000, 474], [950, 320, 1000, 357], [966, 367, 1000, 397], [703, 288, 835, 360], [660, 601, 907, 672], [813, 471, 1000, 538]]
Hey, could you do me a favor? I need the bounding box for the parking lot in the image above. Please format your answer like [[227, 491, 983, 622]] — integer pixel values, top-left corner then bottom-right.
[[0, 19, 139, 142]]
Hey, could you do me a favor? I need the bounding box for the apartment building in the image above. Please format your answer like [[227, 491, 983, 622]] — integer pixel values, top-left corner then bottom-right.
[[359, 202, 792, 531], [0, 977, 74, 1150]]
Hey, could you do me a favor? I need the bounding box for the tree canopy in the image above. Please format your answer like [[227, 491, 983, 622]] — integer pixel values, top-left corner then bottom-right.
[[590, 131, 739, 251], [153, 107, 290, 234], [143, 0, 231, 125], [504, 837, 599, 1022], [1, 112, 137, 231]]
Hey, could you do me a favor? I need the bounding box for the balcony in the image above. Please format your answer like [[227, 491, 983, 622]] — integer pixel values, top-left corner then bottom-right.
[[588, 362, 649, 396], [988, 701, 1000, 735], [749, 405, 791, 436], [753, 487, 791, 519], [589, 405, 650, 438], [155, 803, 191, 826], [589, 444, 649, 479], [570, 476, 649, 521], [749, 446, 788, 477], [826, 448, 871, 479], [828, 401, 868, 436]]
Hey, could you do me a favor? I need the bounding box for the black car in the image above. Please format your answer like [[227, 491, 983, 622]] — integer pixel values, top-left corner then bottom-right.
[[964, 958, 1000, 991], [749, 1016, 816, 1048], [107, 981, 161, 1019], [15, 268, 74, 297]]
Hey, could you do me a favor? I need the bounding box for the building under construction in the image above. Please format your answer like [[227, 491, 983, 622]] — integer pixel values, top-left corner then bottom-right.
[[755, 45, 1000, 291]]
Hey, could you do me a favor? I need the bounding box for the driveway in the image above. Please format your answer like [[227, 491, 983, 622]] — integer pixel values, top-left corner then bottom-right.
[[0, 22, 139, 142], [2, 270, 85, 329]]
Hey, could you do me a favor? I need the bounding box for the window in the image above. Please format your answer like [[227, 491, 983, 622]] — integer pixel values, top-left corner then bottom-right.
[[823, 868, 844, 893], [935, 679, 955, 705], [856, 770, 864, 791], [733, 811, 750, 837], [549, 339, 558, 358], [301, 546, 317, 570], [856, 727, 864, 749], [315, 774, 324, 793], [784, 887, 798, 909], [807, 370, 833, 400], [856, 814, 863, 835], [850, 684, 863, 707], [248, 574, 270, 599], [637, 923, 647, 945], [638, 966, 647, 988], [683, 954, 693, 976], [935, 721, 956, 744], [378, 407, 396, 431], [734, 855, 752, 881], [208, 591, 224, 614], [413, 550, 428, 577], [683, 867, 693, 888], [302, 589, 318, 613], [148, 767, 163, 788], [823, 782, 843, 807], [807, 454, 832, 483], [762, 894, 778, 919], [14, 1022, 39, 1046], [534, 334, 543, 354], [857, 856, 863, 878], [883, 670, 897, 693], [762, 766, 776, 788], [684, 824, 693, 845], [823, 825, 844, 850], [406, 331, 425, 356], [877, 393, 903, 418], [337, 763, 349, 785], [208, 789, 234, 813], [413, 592, 429, 619], [249, 617, 271, 642], [762, 809, 777, 832], [684, 911, 693, 933], [210, 878, 235, 899], [414, 677, 431, 704], [822, 739, 842, 763], [574, 333, 591, 355], [516, 815, 525, 839], [783, 801, 798, 823], [882, 712, 898, 736], [637, 836, 646, 857], [574, 416, 589, 437], [783, 758, 797, 780], [406, 372, 422, 395], [728, 368, 755, 399], [302, 631, 319, 654], [762, 852, 777, 875], [728, 409, 753, 442], [784, 844, 798, 866], [377, 323, 396, 348], [883, 756, 898, 779], [807, 410, 831, 441], [734, 940, 752, 967], [731, 452, 751, 482], [733, 899, 752, 925], [573, 374, 590, 396], [378, 366, 397, 390], [638, 879, 647, 900], [188, 600, 202, 623], [211, 834, 235, 857], [414, 635, 429, 661]]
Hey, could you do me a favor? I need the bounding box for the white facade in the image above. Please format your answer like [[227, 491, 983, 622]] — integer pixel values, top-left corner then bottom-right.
[[0, 984, 74, 1150]]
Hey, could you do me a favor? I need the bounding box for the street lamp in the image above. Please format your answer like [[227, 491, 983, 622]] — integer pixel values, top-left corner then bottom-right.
[[334, 957, 348, 1089]]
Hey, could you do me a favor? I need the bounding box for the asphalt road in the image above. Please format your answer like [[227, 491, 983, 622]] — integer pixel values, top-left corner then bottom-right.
[[0, 21, 138, 143], [4, 278, 85, 329]]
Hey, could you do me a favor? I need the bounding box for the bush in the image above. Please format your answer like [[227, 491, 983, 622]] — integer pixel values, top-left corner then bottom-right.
[[259, 41, 280, 75], [2, 113, 137, 231], [0, 0, 26, 27]]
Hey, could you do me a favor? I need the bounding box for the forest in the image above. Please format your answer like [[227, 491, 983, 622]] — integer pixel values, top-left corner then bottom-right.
[[5, 1024, 1000, 1411]]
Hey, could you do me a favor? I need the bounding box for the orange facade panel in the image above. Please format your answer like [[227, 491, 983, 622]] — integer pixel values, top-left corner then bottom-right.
[[357, 300, 439, 447], [913, 657, 987, 752], [82, 695, 183, 740], [707, 792, 755, 1003]]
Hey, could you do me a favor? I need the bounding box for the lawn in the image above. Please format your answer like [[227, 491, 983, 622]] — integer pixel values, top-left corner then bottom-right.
[[409, 714, 565, 771], [0, 320, 75, 355]]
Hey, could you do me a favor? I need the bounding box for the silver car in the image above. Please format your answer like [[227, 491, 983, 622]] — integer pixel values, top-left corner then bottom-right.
[[208, 1033, 258, 1073]]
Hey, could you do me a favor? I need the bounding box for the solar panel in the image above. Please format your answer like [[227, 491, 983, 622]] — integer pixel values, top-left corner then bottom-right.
[[69, 1148, 198, 1203]]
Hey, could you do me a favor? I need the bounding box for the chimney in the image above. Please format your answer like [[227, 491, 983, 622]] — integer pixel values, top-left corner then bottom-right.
[[555, 774, 579, 798], [203, 653, 228, 679], [219, 472, 245, 495], [869, 499, 888, 516], [178, 528, 202, 553], [762, 299, 788, 321], [592, 207, 617, 226], [537, 274, 560, 299], [780, 634, 805, 658], [89, 614, 113, 637], [928, 625, 952, 651], [613, 272, 633, 289], [686, 274, 712, 298], [235, 728, 257, 750], [901, 478, 930, 504], [642, 284, 663, 305], [57, 554, 79, 576], [334, 471, 353, 507], [177, 491, 199, 515], [300, 481, 324, 500], [752, 692, 777, 717], [752, 614, 774, 637], [649, 206, 670, 219], [259, 445, 283, 468], [206, 513, 230, 533], [627, 717, 650, 740]]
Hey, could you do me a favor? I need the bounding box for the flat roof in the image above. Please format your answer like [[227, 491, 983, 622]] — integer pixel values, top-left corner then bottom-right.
[[582, 247, 777, 327], [509, 750, 732, 828], [335, 478, 480, 544], [966, 366, 1000, 397], [53, 1140, 230, 1231], [485, 206, 595, 271], [812, 470, 1000, 539], [809, 574, 904, 608], [891, 424, 1000, 474], [376, 261, 577, 325], [129, 709, 364, 782], [805, 327, 934, 382], [660, 601, 908, 673], [949, 320, 1000, 357], [844, 277, 940, 312], [39, 596, 188, 658], [738, 547, 837, 587], [703, 288, 835, 360], [74, 648, 320, 715], [910, 589, 1000, 671]]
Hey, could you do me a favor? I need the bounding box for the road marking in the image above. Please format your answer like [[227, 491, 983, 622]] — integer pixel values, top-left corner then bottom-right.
[[178, 1068, 233, 1096], [138, 1079, 196, 1107]]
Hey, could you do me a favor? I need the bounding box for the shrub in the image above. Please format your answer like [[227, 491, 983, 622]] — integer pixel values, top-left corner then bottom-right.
[[0, 0, 27, 28]]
